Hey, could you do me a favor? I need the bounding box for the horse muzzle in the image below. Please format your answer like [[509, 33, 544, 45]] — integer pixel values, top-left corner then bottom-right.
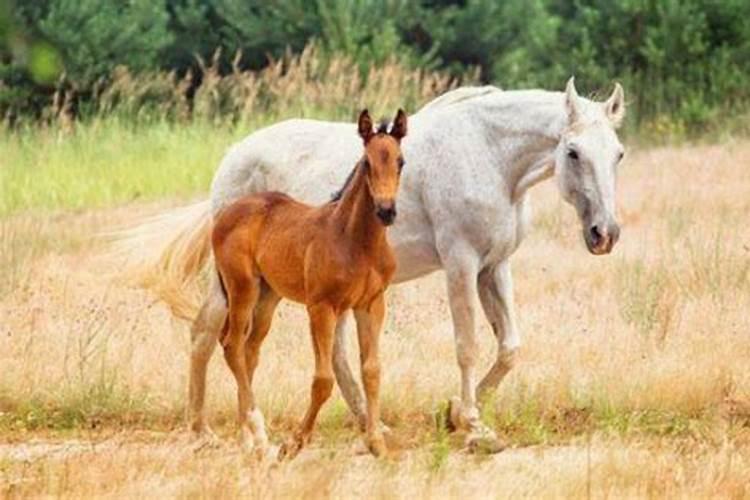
[[585, 221, 620, 255], [375, 201, 397, 226]]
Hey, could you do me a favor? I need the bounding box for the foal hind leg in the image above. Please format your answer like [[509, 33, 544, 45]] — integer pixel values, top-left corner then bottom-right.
[[221, 268, 261, 451], [243, 283, 281, 449], [280, 303, 336, 460], [189, 273, 226, 442]]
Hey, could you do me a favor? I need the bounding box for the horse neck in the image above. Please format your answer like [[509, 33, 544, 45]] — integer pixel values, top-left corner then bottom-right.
[[333, 160, 386, 248], [470, 91, 568, 200]]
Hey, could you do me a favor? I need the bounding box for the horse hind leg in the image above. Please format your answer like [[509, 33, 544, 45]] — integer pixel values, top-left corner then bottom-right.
[[188, 273, 226, 443]]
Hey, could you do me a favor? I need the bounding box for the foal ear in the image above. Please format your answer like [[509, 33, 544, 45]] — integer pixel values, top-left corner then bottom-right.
[[358, 109, 374, 142], [390, 108, 408, 140], [604, 82, 626, 129], [565, 76, 581, 124]]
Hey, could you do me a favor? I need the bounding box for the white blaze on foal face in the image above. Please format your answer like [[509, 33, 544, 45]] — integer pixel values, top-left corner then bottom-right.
[[556, 78, 626, 255]]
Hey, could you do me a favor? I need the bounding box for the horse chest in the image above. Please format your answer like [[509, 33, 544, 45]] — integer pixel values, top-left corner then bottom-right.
[[477, 196, 531, 266]]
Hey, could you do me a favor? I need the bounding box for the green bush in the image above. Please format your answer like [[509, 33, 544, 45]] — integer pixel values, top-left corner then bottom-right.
[[2, 0, 750, 137]]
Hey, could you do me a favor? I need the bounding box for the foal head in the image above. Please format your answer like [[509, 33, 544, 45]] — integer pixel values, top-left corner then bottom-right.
[[357, 109, 408, 226]]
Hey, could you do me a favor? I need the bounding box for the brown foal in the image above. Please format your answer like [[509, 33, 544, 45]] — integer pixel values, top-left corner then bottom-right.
[[212, 109, 407, 458]]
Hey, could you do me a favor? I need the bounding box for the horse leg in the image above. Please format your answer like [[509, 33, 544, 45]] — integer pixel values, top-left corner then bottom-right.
[[353, 293, 387, 457], [188, 273, 225, 442], [280, 303, 336, 460], [476, 260, 520, 402], [441, 248, 502, 451], [243, 283, 281, 450], [221, 270, 261, 451], [332, 312, 367, 430]]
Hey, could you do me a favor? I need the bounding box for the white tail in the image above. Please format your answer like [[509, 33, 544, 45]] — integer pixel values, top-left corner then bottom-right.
[[107, 200, 213, 320]]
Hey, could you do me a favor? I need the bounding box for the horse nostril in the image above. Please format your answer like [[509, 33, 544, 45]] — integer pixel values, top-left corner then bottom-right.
[[589, 225, 603, 245]]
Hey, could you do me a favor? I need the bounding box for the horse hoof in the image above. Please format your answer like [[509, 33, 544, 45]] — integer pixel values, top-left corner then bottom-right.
[[466, 430, 506, 455]]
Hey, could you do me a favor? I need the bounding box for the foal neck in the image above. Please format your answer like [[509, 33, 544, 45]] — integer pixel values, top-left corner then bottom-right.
[[333, 159, 385, 246]]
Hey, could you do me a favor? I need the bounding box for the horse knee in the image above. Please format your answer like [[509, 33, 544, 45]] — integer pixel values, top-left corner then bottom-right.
[[498, 346, 519, 371]]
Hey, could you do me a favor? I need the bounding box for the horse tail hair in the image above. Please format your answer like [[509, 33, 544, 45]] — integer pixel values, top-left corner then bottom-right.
[[105, 199, 213, 321]]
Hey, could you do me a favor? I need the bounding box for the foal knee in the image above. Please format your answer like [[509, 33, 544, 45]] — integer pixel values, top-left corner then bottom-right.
[[311, 375, 334, 401], [361, 360, 381, 390]]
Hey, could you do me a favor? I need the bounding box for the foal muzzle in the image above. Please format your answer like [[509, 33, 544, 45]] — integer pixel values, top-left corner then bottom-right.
[[375, 201, 397, 226]]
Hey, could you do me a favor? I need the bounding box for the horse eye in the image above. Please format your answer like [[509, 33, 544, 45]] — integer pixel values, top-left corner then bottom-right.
[[617, 151, 625, 162], [398, 158, 405, 171], [567, 149, 579, 161]]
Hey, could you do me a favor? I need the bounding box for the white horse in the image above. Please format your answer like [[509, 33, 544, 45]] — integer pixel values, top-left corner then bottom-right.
[[115, 78, 625, 450]]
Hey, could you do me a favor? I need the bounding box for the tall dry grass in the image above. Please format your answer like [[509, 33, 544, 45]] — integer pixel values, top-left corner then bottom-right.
[[2, 138, 750, 496], [0, 44, 473, 217]]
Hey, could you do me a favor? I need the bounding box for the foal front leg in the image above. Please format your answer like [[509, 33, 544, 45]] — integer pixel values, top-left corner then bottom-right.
[[280, 303, 336, 459], [354, 293, 387, 457]]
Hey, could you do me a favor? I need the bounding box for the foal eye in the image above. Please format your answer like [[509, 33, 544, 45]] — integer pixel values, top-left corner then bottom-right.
[[397, 158, 405, 171], [567, 149, 579, 161], [617, 151, 625, 162]]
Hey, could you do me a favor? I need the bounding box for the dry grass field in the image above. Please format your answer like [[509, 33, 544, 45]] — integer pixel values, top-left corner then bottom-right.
[[1, 139, 750, 498]]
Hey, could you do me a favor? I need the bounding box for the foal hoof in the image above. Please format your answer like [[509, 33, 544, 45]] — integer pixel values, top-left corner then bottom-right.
[[277, 438, 304, 461], [366, 434, 387, 458], [190, 427, 222, 452]]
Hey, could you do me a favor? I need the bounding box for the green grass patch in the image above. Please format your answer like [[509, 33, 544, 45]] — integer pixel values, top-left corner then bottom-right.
[[0, 119, 251, 216]]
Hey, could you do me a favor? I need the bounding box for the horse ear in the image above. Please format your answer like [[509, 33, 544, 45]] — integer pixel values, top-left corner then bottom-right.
[[358, 109, 374, 142], [390, 108, 408, 140], [565, 76, 581, 124], [604, 82, 625, 128]]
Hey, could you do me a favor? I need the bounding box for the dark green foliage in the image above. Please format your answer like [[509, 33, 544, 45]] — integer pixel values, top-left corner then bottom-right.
[[3, 0, 750, 136]]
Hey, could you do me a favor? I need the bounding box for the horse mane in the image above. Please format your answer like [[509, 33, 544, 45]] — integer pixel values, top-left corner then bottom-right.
[[418, 85, 501, 113]]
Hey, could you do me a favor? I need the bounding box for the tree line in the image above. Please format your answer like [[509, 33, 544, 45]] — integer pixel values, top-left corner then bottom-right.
[[2, 0, 750, 135]]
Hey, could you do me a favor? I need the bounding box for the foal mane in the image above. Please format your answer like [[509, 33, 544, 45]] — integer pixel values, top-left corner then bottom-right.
[[330, 120, 390, 202]]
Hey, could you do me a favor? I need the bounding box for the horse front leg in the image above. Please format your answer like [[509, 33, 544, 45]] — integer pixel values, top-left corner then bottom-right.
[[442, 249, 504, 452], [477, 260, 521, 402]]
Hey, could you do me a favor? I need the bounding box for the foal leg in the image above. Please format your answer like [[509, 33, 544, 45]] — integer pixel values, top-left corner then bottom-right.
[[476, 261, 521, 402], [353, 293, 387, 457], [188, 273, 225, 441], [243, 284, 281, 449], [222, 271, 261, 451], [332, 312, 368, 430], [280, 303, 336, 459]]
